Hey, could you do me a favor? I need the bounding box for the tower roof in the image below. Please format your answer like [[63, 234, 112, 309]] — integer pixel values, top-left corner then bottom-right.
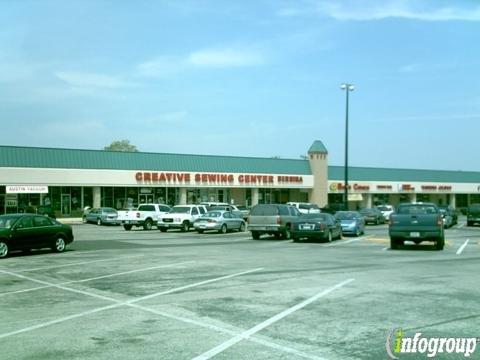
[[308, 140, 328, 154]]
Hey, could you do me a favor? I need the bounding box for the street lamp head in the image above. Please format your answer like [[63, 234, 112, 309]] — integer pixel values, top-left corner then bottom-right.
[[341, 83, 354, 91]]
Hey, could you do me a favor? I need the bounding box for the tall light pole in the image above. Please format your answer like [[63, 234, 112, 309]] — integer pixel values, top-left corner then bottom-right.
[[341, 83, 354, 210]]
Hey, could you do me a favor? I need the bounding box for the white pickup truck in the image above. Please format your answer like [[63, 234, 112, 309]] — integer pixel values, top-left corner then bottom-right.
[[117, 204, 171, 230], [157, 205, 208, 232]]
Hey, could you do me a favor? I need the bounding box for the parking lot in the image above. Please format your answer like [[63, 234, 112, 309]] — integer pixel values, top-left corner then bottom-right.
[[1, 220, 479, 359]]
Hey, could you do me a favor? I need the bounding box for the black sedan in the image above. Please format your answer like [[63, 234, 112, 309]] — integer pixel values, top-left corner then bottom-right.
[[291, 213, 342, 242], [0, 214, 74, 258], [359, 208, 385, 225]]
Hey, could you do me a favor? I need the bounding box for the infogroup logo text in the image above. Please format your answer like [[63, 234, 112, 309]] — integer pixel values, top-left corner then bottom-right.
[[386, 328, 478, 358]]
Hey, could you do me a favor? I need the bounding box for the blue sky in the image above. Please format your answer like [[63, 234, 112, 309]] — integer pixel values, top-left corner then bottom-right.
[[1, 0, 479, 171]]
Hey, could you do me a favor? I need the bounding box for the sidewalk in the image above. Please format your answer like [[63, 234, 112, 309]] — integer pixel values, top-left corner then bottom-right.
[[57, 217, 83, 225]]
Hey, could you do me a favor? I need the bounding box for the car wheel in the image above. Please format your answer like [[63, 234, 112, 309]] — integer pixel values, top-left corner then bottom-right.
[[0, 241, 9, 258], [436, 237, 445, 251], [219, 224, 227, 234], [327, 230, 333, 242], [123, 225, 133, 231], [355, 228, 361, 237], [159, 227, 167, 232], [181, 221, 189, 232], [197, 229, 204, 234], [53, 237, 66, 253], [97, 218, 102, 226], [143, 219, 153, 230], [239, 222, 246, 232], [292, 236, 299, 242], [390, 237, 399, 250], [251, 231, 260, 240], [82, 216, 87, 224]]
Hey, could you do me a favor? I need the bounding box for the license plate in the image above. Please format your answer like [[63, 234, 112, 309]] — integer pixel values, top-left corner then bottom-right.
[[300, 224, 313, 230], [410, 232, 420, 238]]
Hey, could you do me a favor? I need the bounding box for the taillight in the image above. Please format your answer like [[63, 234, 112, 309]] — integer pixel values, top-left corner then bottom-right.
[[276, 216, 281, 224], [136, 212, 140, 218]]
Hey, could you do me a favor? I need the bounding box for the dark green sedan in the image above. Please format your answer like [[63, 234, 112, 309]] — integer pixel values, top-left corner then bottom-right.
[[0, 214, 74, 258]]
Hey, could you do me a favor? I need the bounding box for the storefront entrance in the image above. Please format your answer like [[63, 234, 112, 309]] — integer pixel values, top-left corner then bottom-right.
[[61, 194, 71, 216], [139, 194, 154, 204]]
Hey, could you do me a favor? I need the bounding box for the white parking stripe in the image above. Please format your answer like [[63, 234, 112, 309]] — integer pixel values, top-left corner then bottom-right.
[[128, 304, 324, 360], [325, 235, 372, 247], [191, 278, 355, 360], [457, 222, 466, 229], [0, 261, 193, 298], [456, 239, 470, 255], [0, 267, 263, 339], [14, 255, 143, 272]]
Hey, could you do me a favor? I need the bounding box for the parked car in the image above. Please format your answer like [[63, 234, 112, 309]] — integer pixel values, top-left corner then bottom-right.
[[117, 204, 171, 230], [83, 207, 119, 225], [158, 205, 208, 232], [359, 208, 385, 225], [193, 210, 246, 234], [208, 204, 243, 218], [247, 204, 300, 240], [291, 213, 342, 242], [376, 204, 395, 221], [389, 202, 444, 250], [334, 211, 365, 236], [199, 202, 229, 210], [438, 205, 457, 228], [466, 203, 480, 227], [0, 214, 74, 258], [286, 202, 321, 214], [236, 205, 250, 220]]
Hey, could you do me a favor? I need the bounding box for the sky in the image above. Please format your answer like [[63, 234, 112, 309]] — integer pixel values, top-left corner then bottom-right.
[[0, 0, 479, 171]]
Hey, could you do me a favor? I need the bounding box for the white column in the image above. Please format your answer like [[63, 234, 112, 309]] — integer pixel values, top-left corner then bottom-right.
[[179, 188, 187, 205], [93, 187, 101, 208], [449, 194, 456, 208], [251, 188, 259, 206], [409, 193, 417, 203], [365, 193, 372, 208]]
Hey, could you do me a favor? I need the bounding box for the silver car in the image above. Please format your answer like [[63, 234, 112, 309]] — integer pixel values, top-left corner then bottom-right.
[[83, 207, 119, 225], [193, 210, 246, 234]]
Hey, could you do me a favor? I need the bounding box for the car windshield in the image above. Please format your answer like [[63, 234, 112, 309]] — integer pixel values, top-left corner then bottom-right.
[[360, 209, 375, 215], [300, 214, 327, 221], [102, 208, 117, 213], [397, 205, 438, 214], [203, 211, 222, 218], [377, 206, 391, 211], [0, 216, 19, 229], [335, 212, 358, 220], [170, 206, 191, 214]]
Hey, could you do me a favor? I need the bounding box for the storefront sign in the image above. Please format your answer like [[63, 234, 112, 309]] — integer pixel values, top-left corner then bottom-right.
[[376, 185, 393, 190], [400, 184, 415, 191], [332, 183, 370, 191], [135, 172, 303, 185], [6, 185, 49, 194]]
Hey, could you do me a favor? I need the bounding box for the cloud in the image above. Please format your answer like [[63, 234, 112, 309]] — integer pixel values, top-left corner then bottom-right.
[[55, 71, 135, 89], [278, 0, 480, 22], [136, 56, 186, 78], [187, 48, 264, 67]]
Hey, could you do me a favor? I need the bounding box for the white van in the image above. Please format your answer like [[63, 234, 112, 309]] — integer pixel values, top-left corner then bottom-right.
[[286, 202, 321, 214]]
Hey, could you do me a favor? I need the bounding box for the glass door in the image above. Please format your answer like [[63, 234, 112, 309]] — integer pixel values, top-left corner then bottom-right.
[[139, 194, 154, 204], [61, 194, 71, 216]]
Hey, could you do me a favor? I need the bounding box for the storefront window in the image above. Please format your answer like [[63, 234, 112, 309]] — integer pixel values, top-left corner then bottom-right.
[[83, 187, 93, 210], [155, 188, 167, 204], [167, 188, 178, 206], [126, 187, 139, 208], [114, 187, 127, 209], [101, 187, 114, 207]]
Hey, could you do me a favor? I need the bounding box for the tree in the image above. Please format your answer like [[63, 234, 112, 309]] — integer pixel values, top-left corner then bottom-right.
[[104, 140, 138, 152]]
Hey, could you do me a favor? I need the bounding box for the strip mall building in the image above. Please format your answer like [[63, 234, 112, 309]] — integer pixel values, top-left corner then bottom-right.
[[1, 141, 480, 217]]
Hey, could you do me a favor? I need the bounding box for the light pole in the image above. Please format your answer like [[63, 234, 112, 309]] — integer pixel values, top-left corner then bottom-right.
[[341, 83, 354, 211]]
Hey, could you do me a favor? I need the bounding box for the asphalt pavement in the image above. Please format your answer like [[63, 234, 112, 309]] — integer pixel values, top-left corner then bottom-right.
[[0, 220, 479, 359]]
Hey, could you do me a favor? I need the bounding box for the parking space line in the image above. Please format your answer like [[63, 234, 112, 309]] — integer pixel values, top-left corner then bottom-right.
[[14, 255, 143, 272], [325, 235, 372, 247], [0, 267, 263, 339], [0, 261, 193, 298], [128, 304, 323, 360], [456, 239, 470, 255], [191, 278, 355, 360]]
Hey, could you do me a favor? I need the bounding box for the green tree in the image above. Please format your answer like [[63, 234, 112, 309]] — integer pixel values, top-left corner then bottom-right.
[[104, 140, 139, 152]]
